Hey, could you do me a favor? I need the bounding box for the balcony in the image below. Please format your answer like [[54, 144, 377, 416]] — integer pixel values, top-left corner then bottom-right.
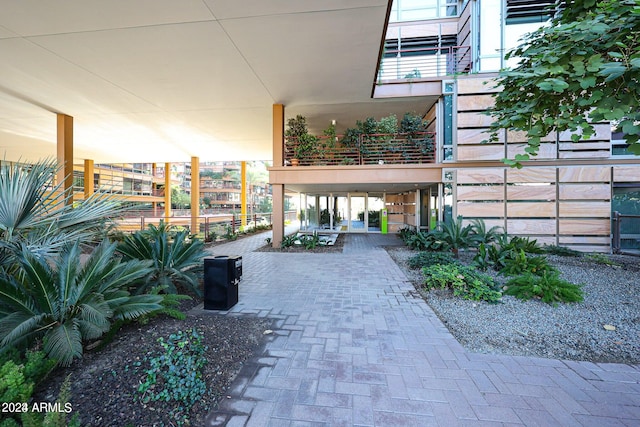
[[285, 133, 436, 167], [377, 45, 471, 84]]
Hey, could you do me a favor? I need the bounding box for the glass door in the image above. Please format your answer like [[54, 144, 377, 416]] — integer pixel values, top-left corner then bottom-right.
[[348, 194, 367, 232], [368, 194, 385, 232]]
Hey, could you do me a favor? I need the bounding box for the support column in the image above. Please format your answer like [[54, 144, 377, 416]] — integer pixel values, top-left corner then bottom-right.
[[190, 156, 200, 235], [272, 104, 285, 247], [241, 161, 247, 227], [83, 159, 94, 199], [164, 162, 172, 222], [151, 163, 158, 216], [273, 104, 285, 167], [272, 184, 284, 247], [57, 114, 74, 204]]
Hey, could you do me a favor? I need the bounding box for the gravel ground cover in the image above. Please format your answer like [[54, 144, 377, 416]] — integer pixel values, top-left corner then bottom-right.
[[387, 247, 640, 364]]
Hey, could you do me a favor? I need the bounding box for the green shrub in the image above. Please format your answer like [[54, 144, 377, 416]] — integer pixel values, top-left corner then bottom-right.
[[137, 329, 208, 425], [40, 375, 81, 427], [223, 224, 237, 241], [542, 244, 582, 257], [137, 285, 191, 324], [205, 230, 218, 243], [398, 226, 415, 243], [0, 360, 33, 404], [433, 216, 475, 257], [118, 222, 205, 296], [500, 249, 556, 277], [407, 252, 458, 269], [501, 236, 544, 254], [504, 271, 583, 305], [280, 234, 297, 248], [585, 253, 621, 267], [469, 219, 504, 245], [473, 243, 494, 271], [0, 350, 59, 427], [475, 236, 548, 273], [404, 231, 433, 251], [0, 241, 161, 366], [422, 264, 502, 303], [299, 233, 321, 249]]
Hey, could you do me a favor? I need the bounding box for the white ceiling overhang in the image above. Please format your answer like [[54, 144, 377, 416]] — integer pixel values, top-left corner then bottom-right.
[[0, 0, 433, 163]]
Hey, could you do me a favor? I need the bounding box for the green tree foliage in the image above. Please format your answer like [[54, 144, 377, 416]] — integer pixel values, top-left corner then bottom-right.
[[171, 186, 190, 209], [486, 1, 640, 166], [0, 241, 161, 366]]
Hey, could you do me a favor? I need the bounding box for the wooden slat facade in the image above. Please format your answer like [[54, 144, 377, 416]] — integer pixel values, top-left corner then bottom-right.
[[449, 75, 635, 252]]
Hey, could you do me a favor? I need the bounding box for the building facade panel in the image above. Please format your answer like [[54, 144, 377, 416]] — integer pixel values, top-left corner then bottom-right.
[[506, 202, 556, 218]]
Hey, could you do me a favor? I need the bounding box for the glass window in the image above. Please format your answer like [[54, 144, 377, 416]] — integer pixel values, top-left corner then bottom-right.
[[442, 94, 454, 160], [478, 0, 502, 71], [390, 0, 459, 22], [478, 0, 550, 71]]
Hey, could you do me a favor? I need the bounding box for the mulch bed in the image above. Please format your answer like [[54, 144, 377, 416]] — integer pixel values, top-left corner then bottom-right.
[[33, 305, 273, 426]]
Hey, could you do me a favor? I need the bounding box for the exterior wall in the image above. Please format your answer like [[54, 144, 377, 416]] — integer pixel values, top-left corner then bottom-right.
[[451, 75, 637, 252], [455, 165, 613, 252]]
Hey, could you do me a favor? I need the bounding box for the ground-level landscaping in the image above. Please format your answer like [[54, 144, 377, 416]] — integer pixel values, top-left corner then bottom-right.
[[387, 247, 640, 365], [31, 312, 271, 427]]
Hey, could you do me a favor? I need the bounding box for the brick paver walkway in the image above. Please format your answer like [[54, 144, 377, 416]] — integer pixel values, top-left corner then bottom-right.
[[195, 230, 640, 426]]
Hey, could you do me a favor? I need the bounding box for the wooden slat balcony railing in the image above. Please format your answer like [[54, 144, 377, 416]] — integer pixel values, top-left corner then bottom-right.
[[285, 132, 436, 166]]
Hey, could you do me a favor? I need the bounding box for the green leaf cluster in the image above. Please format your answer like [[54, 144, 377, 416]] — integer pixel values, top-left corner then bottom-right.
[[137, 329, 208, 425], [0, 159, 125, 264], [422, 264, 502, 303], [118, 221, 205, 296], [400, 218, 503, 257], [473, 236, 548, 274], [505, 271, 584, 305], [486, 0, 640, 165], [500, 249, 555, 277], [407, 251, 458, 269], [0, 350, 62, 427], [0, 241, 162, 366]]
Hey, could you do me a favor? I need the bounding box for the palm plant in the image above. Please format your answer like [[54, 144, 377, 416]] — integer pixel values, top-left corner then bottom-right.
[[0, 159, 125, 266], [469, 219, 504, 245], [433, 216, 474, 257], [117, 222, 205, 296], [0, 240, 161, 366]]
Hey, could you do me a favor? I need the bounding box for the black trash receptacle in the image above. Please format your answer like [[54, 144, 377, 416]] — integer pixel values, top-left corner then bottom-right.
[[203, 255, 242, 310]]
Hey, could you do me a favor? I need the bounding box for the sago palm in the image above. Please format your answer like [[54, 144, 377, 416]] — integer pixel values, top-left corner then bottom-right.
[[0, 240, 161, 366], [434, 216, 474, 257], [118, 222, 205, 296], [469, 218, 504, 245]]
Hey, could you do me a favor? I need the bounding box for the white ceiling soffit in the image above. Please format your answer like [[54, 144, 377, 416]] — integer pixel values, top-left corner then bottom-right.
[[0, 0, 430, 164]]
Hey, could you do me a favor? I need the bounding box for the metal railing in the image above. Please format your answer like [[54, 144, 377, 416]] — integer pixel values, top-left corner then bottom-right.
[[285, 132, 436, 166], [612, 211, 640, 255], [113, 211, 298, 238], [377, 46, 471, 83]]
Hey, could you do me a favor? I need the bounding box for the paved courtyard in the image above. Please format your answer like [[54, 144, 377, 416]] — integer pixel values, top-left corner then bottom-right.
[[194, 230, 640, 426]]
